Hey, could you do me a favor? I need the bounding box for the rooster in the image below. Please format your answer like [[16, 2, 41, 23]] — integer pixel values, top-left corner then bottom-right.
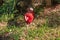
[[24, 7, 34, 24]]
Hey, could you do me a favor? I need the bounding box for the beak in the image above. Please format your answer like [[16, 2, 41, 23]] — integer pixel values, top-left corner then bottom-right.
[[29, 7, 34, 11]]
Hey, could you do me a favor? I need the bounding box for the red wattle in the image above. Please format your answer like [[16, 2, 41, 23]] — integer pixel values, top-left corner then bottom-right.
[[24, 11, 34, 24]]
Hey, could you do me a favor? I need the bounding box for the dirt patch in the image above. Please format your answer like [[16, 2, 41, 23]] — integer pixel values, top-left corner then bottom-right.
[[44, 4, 60, 16], [0, 22, 7, 30]]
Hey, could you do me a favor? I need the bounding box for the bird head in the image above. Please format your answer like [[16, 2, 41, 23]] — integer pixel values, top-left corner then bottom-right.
[[27, 7, 35, 15]]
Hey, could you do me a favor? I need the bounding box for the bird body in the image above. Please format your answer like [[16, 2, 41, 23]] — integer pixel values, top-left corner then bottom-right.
[[24, 8, 34, 24]]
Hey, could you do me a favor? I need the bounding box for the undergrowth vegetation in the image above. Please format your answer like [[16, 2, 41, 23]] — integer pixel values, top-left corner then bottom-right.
[[0, 0, 60, 40]]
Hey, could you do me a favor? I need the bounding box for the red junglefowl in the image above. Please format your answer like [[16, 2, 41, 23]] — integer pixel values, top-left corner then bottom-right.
[[24, 7, 34, 24]]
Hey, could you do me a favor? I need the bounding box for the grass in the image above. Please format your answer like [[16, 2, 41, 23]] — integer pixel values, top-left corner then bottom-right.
[[0, 0, 60, 40], [0, 23, 60, 40]]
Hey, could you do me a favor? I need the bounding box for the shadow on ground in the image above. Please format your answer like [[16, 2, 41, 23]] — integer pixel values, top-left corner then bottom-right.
[[7, 16, 25, 27]]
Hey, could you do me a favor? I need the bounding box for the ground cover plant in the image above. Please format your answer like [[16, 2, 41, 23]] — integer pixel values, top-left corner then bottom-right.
[[0, 0, 60, 40]]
